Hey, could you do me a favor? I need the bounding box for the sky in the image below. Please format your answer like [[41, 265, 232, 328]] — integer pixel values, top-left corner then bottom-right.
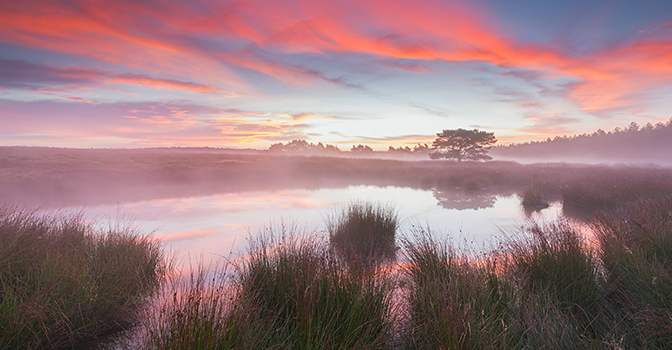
[[1, 0, 672, 150]]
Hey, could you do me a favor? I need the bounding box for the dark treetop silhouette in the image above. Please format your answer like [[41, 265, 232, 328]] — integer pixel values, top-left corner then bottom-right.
[[430, 128, 497, 161]]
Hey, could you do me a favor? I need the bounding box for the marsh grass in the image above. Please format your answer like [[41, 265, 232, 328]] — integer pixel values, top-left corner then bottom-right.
[[0, 207, 169, 350], [402, 228, 522, 349], [239, 225, 396, 349], [404, 220, 610, 349], [520, 183, 551, 212], [593, 197, 672, 347], [136, 222, 397, 350], [80, 196, 672, 350], [135, 262, 277, 350], [327, 202, 398, 264], [508, 220, 603, 330], [402, 198, 672, 349], [560, 168, 672, 219]]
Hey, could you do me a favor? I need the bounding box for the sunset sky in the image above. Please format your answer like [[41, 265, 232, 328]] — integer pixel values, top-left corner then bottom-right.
[[1, 0, 672, 149]]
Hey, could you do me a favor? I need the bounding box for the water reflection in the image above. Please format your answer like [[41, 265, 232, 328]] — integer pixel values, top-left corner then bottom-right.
[[432, 188, 498, 210], [29, 185, 560, 271]]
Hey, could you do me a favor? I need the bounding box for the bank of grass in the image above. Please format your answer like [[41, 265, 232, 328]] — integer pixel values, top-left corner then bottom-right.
[[593, 197, 672, 347], [559, 167, 672, 219], [136, 223, 396, 350], [135, 197, 672, 349], [0, 207, 170, 350], [402, 229, 522, 349], [136, 262, 277, 350], [403, 197, 672, 349]]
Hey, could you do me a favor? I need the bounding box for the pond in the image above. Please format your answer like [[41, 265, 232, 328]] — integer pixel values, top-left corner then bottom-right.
[[30, 183, 566, 349], [67, 184, 563, 270]]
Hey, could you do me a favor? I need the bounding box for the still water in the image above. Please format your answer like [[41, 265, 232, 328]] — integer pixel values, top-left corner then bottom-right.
[[73, 185, 562, 269], [62, 184, 564, 349]]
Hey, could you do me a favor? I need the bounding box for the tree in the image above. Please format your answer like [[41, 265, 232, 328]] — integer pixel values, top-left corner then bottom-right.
[[351, 144, 373, 153], [430, 128, 497, 161], [269, 140, 341, 154]]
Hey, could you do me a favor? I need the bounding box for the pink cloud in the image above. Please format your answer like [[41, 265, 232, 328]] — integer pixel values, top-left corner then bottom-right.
[[0, 100, 314, 147]]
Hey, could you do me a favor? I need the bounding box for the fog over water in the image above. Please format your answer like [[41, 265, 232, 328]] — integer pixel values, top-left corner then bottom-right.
[[5, 146, 665, 270], [37, 185, 563, 269]]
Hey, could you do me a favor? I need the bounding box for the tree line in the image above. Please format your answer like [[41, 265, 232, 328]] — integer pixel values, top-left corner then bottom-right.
[[269, 128, 498, 161], [490, 119, 672, 161]]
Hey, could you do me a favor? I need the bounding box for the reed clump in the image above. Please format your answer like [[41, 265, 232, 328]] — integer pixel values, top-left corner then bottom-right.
[[0, 207, 169, 350], [238, 225, 396, 349], [135, 263, 276, 350], [403, 221, 605, 349], [520, 190, 548, 210], [327, 202, 398, 263], [402, 228, 522, 349], [508, 220, 604, 342], [593, 197, 672, 347], [136, 222, 396, 350]]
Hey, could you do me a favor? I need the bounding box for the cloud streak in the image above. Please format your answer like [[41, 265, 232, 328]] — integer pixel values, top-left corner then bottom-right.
[[0, 58, 218, 95], [0, 99, 312, 147]]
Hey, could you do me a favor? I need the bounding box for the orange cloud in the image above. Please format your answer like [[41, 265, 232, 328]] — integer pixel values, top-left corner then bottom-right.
[[0, 0, 241, 88], [279, 113, 342, 121], [65, 96, 96, 104], [110, 74, 217, 93]]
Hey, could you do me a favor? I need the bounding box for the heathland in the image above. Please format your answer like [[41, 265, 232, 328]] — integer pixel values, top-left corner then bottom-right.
[[2, 146, 672, 349]]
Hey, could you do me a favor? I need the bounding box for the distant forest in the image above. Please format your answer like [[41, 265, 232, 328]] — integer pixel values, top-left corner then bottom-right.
[[490, 119, 672, 163], [268, 139, 431, 157]]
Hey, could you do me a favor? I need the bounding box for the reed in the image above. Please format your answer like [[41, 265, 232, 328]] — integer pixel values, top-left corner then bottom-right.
[[402, 226, 523, 349], [326, 202, 398, 264], [508, 220, 603, 326], [136, 222, 396, 350], [0, 207, 169, 350], [238, 225, 396, 349], [135, 263, 277, 350], [593, 197, 672, 347]]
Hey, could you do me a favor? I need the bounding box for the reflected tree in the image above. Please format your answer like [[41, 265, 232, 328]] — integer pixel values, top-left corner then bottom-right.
[[432, 187, 497, 210]]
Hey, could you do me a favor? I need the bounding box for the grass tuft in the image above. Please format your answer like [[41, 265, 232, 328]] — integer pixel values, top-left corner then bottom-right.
[[326, 202, 398, 264], [593, 197, 672, 347], [135, 222, 396, 349], [135, 262, 276, 350], [0, 206, 169, 350], [402, 226, 522, 349], [239, 224, 396, 349]]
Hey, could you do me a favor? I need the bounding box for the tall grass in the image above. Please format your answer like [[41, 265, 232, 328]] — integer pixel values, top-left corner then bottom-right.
[[593, 197, 672, 347], [239, 225, 396, 349], [135, 262, 277, 350], [508, 220, 603, 333], [326, 202, 398, 264], [0, 207, 169, 350], [130, 197, 672, 349], [136, 222, 396, 350], [402, 227, 522, 349], [403, 220, 607, 349]]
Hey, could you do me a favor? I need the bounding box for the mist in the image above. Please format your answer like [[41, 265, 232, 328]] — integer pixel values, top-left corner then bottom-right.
[[489, 120, 672, 166]]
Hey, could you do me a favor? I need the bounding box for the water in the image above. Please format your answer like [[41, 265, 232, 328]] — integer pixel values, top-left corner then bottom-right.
[[55, 184, 565, 349], [71, 184, 563, 269]]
